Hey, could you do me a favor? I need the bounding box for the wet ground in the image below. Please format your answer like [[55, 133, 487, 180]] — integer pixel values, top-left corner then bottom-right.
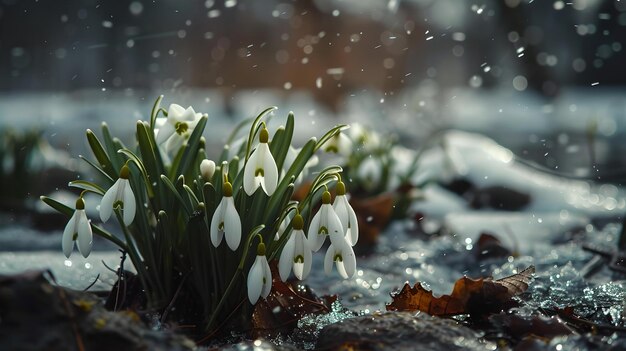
[[1, 89, 625, 349]]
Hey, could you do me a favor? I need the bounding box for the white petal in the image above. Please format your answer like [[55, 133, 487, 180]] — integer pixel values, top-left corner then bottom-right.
[[307, 210, 325, 252], [99, 179, 120, 223], [156, 122, 176, 145], [165, 133, 185, 154], [323, 205, 345, 246], [168, 103, 186, 119], [76, 211, 93, 258], [224, 198, 241, 250], [347, 202, 359, 245], [278, 235, 296, 281], [292, 230, 309, 280], [340, 243, 356, 279], [302, 238, 313, 279], [324, 244, 334, 275], [181, 106, 198, 122], [259, 144, 278, 196], [243, 149, 260, 195], [210, 198, 226, 247], [338, 133, 353, 156], [247, 256, 264, 304], [333, 195, 350, 235], [62, 212, 78, 258], [122, 180, 136, 226], [261, 257, 272, 298]]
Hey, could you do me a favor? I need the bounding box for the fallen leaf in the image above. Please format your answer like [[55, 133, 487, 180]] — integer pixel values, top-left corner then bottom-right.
[[386, 266, 535, 317], [474, 232, 512, 261], [252, 261, 336, 336]]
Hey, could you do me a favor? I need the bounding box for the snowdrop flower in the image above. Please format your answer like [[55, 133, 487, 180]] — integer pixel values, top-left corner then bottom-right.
[[100, 165, 136, 226], [358, 156, 382, 191], [308, 190, 344, 252], [155, 104, 204, 154], [322, 131, 352, 157], [278, 214, 312, 281], [243, 126, 278, 196], [349, 123, 381, 151], [210, 181, 241, 250], [332, 181, 358, 246], [324, 237, 356, 279], [200, 159, 216, 182], [62, 197, 93, 258], [247, 242, 272, 304]]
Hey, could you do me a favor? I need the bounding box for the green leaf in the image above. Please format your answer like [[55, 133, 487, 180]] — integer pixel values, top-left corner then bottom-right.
[[79, 155, 114, 184], [136, 121, 165, 190], [176, 115, 208, 177], [86, 129, 116, 179], [183, 184, 201, 207], [101, 123, 124, 172], [244, 106, 277, 162], [68, 180, 105, 196], [150, 95, 164, 130], [160, 175, 192, 215], [118, 148, 155, 198], [314, 124, 349, 152], [269, 112, 294, 172]]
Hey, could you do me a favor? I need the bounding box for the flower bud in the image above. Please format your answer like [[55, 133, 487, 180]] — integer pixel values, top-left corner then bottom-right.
[[200, 159, 216, 181]]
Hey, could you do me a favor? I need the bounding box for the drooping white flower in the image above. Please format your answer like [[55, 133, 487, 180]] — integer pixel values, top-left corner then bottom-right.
[[349, 123, 381, 151], [358, 156, 382, 191], [332, 181, 358, 246], [200, 159, 216, 182], [210, 181, 241, 250], [155, 104, 204, 152], [243, 126, 278, 196], [307, 190, 345, 252], [100, 165, 136, 226], [324, 237, 356, 279], [62, 197, 93, 258], [278, 214, 312, 281], [247, 242, 272, 304], [322, 131, 352, 157]]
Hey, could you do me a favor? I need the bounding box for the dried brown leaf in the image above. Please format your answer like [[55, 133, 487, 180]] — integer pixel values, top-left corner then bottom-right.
[[386, 266, 535, 317]]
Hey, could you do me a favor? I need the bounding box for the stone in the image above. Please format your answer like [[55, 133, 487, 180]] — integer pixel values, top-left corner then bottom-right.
[[0, 270, 196, 351], [316, 312, 496, 351]]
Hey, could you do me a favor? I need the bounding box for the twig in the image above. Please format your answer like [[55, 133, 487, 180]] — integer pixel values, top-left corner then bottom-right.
[[82, 274, 101, 292]]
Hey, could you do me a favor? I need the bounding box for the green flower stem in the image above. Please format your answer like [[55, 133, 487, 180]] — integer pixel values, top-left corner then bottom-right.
[[114, 209, 164, 307], [149, 94, 164, 130], [206, 225, 264, 331]]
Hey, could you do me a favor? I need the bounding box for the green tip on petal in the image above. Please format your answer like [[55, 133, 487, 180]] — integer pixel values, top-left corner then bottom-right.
[[120, 165, 130, 179], [223, 181, 233, 197], [293, 214, 304, 230], [259, 127, 269, 143], [75, 197, 85, 210], [322, 191, 331, 204], [337, 181, 346, 196], [257, 242, 266, 256]]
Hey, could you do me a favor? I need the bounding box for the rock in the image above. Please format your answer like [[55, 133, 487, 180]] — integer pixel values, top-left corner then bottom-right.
[[0, 270, 195, 351], [316, 311, 496, 351]]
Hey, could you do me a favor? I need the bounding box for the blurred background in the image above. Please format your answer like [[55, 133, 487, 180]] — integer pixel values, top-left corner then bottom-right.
[[2, 0, 626, 209]]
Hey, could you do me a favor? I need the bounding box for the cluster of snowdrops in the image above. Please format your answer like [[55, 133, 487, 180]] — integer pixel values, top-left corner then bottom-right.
[[42, 97, 361, 329]]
